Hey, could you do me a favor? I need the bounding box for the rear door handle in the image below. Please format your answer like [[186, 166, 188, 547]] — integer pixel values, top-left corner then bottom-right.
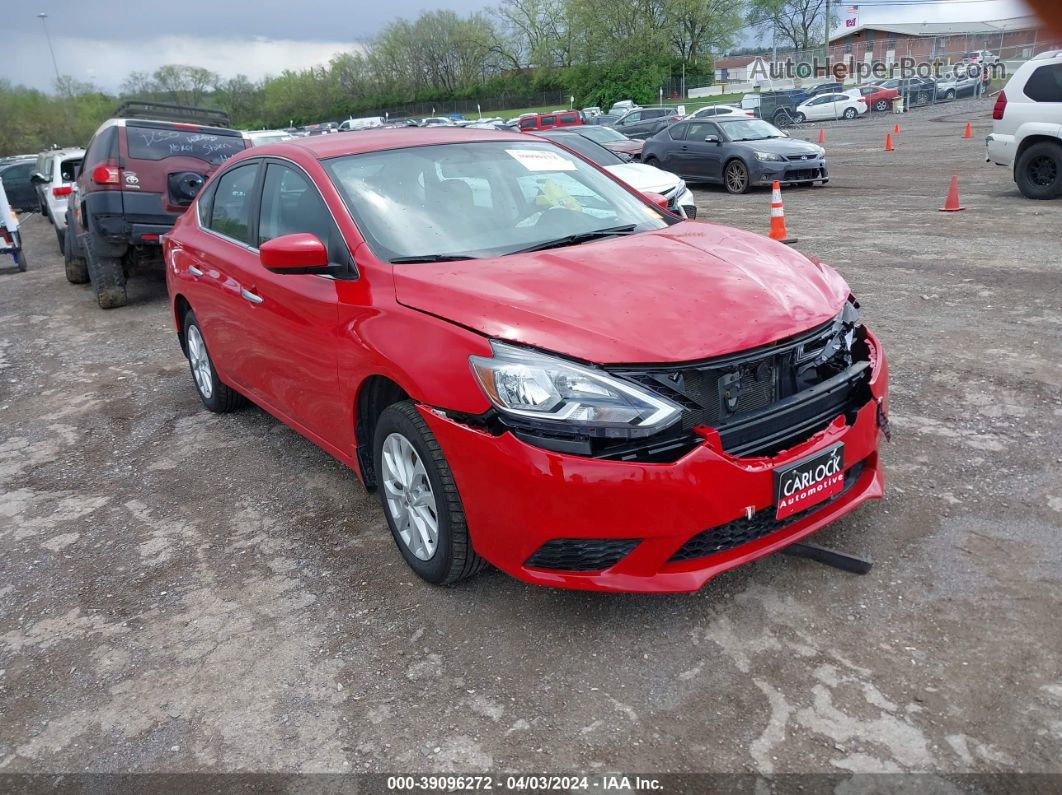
[[241, 288, 263, 304], [188, 265, 203, 277]]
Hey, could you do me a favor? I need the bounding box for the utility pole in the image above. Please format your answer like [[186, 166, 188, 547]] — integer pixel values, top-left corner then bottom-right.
[[38, 13, 63, 93], [824, 0, 832, 72]]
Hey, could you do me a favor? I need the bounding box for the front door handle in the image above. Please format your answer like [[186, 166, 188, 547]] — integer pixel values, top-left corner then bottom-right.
[[188, 265, 203, 277], [241, 288, 263, 304]]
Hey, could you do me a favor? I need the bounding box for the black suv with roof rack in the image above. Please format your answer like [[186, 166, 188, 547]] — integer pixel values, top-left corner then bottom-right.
[[65, 101, 250, 308]]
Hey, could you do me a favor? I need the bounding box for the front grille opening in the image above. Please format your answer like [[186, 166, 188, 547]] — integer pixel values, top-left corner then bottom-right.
[[668, 460, 866, 563], [524, 538, 641, 572], [610, 316, 872, 459]]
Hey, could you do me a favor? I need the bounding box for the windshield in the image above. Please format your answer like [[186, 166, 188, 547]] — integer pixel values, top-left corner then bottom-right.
[[577, 126, 625, 143], [718, 119, 785, 141], [539, 133, 623, 167], [325, 140, 670, 262]]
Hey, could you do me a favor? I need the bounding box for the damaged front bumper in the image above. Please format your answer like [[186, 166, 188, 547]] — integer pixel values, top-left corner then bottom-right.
[[421, 328, 889, 593]]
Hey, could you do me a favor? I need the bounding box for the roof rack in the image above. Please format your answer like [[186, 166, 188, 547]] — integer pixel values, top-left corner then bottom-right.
[[112, 100, 232, 128]]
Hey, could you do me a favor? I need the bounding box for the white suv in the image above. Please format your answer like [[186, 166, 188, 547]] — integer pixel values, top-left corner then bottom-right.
[[986, 50, 1062, 199], [31, 147, 85, 250]]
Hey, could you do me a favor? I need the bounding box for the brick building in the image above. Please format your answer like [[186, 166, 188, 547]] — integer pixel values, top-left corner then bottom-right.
[[828, 15, 1059, 65]]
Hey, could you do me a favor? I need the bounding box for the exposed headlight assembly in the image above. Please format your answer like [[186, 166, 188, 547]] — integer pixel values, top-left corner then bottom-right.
[[470, 342, 682, 438]]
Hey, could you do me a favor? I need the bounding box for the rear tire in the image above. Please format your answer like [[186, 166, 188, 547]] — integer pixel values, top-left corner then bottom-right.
[[64, 227, 89, 284], [85, 236, 128, 309], [182, 310, 247, 412], [843, 107, 857, 119], [874, 100, 889, 112], [1015, 142, 1062, 200], [643, 156, 661, 168], [55, 225, 65, 253], [373, 400, 486, 585]]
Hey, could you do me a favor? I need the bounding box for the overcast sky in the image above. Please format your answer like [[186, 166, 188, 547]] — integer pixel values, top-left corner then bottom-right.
[[4, 0, 1036, 93]]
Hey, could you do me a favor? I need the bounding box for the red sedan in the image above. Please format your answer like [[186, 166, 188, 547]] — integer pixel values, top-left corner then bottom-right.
[[848, 84, 901, 112], [163, 128, 888, 593]]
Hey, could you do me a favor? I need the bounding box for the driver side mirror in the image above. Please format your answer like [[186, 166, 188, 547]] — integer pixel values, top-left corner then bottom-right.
[[260, 233, 334, 275], [642, 192, 671, 211], [704, 135, 720, 144]]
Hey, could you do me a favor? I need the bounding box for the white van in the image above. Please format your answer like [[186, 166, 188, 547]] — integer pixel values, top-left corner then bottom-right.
[[338, 116, 386, 132], [985, 50, 1062, 199]]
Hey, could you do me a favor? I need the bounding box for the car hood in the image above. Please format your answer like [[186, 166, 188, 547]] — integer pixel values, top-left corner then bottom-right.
[[603, 163, 680, 194], [392, 222, 850, 364], [732, 137, 823, 157]]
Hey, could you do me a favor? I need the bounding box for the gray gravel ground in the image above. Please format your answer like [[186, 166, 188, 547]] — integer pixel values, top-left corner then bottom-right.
[[0, 98, 1060, 778]]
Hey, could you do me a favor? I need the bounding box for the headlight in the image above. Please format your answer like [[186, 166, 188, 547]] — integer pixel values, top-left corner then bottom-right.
[[753, 151, 785, 162], [815, 145, 826, 157], [469, 341, 682, 438]]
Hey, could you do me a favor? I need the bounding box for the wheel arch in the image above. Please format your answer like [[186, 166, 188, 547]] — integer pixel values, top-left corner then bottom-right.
[[1013, 134, 1062, 177], [354, 374, 411, 491], [173, 294, 193, 355]]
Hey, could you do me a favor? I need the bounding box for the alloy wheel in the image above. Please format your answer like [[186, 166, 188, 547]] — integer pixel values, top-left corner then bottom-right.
[[187, 325, 213, 399], [380, 432, 438, 561], [725, 163, 748, 193], [1027, 155, 1058, 188]]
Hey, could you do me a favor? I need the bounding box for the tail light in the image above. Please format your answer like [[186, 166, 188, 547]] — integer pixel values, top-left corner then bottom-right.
[[92, 166, 120, 185], [52, 185, 72, 197], [992, 90, 1007, 120]]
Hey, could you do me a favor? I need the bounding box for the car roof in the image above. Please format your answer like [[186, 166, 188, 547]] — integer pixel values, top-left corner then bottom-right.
[[249, 126, 532, 160]]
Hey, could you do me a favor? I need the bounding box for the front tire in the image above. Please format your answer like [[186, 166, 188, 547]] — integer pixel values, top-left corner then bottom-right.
[[182, 310, 247, 412], [793, 112, 806, 124], [373, 401, 486, 585], [724, 160, 750, 194], [85, 237, 128, 309], [1015, 142, 1062, 200], [55, 225, 65, 253]]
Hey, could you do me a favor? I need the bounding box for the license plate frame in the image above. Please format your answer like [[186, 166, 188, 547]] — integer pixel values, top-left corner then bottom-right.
[[774, 442, 845, 520]]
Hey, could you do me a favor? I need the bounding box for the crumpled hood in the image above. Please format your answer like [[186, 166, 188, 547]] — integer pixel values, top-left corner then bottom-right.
[[392, 221, 850, 364]]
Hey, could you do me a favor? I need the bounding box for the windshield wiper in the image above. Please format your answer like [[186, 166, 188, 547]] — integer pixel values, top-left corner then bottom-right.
[[389, 254, 479, 264], [509, 224, 638, 254]]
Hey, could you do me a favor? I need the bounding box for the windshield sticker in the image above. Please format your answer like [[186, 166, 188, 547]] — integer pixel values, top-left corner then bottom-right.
[[506, 149, 576, 172]]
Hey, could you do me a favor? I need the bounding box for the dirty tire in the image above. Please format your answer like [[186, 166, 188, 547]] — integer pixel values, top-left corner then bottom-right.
[[63, 228, 89, 284], [1015, 141, 1062, 200], [85, 237, 127, 309], [373, 400, 487, 585], [182, 310, 247, 413]]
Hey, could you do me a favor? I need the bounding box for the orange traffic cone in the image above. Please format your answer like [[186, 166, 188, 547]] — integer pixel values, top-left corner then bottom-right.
[[885, 133, 895, 151], [818, 128, 825, 144], [963, 121, 973, 138], [939, 176, 965, 212], [769, 181, 797, 244], [894, 122, 901, 134]]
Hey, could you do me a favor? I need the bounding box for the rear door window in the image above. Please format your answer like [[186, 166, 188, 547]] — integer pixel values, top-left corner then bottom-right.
[[83, 126, 119, 171], [1024, 63, 1062, 102], [125, 123, 246, 165], [208, 163, 260, 245], [59, 159, 81, 182], [668, 123, 689, 141], [539, 116, 557, 128]]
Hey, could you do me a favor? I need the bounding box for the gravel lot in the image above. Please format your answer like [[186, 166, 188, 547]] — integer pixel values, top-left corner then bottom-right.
[[1, 98, 1060, 778]]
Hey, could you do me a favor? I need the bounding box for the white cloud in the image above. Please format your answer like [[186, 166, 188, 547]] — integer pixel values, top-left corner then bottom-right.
[[8, 35, 365, 93]]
